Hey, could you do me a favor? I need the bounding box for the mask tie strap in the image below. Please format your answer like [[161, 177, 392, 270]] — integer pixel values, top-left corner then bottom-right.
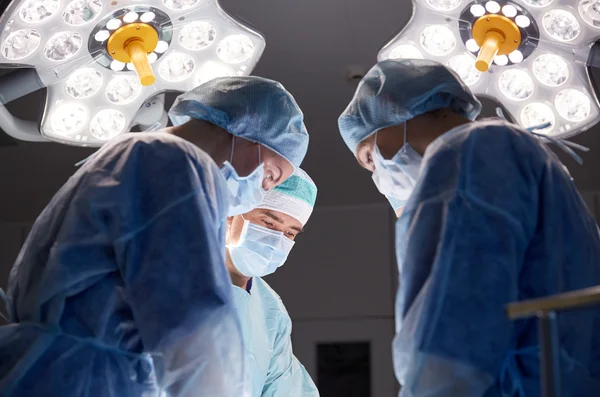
[[495, 107, 589, 165], [229, 136, 236, 163]]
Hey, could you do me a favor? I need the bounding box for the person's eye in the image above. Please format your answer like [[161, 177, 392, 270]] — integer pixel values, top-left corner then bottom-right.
[[286, 231, 296, 237], [262, 220, 274, 227]]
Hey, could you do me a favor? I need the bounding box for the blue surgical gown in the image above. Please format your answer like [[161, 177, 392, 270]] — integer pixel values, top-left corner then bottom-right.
[[0, 132, 248, 397], [394, 119, 600, 397], [232, 277, 318, 397]]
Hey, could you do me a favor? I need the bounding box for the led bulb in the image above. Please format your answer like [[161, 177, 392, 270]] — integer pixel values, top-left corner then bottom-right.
[[148, 52, 158, 63], [486, 1, 501, 13], [419, 25, 456, 56], [1, 29, 41, 60], [516, 15, 531, 28], [106, 18, 121, 30], [389, 44, 423, 59], [65, 68, 103, 98], [62, 0, 102, 26], [51, 104, 87, 136], [19, 0, 60, 24], [498, 69, 534, 101], [94, 30, 110, 42], [470, 4, 485, 16], [466, 39, 480, 52], [579, 0, 600, 28], [532, 54, 569, 87], [426, 0, 461, 11], [155, 41, 169, 53], [524, 0, 553, 7], [520, 103, 555, 134], [217, 35, 255, 64], [90, 109, 126, 140], [123, 12, 139, 23], [162, 0, 199, 10], [447, 55, 480, 86], [158, 52, 195, 82], [502, 5, 517, 17], [105, 75, 143, 105], [43, 31, 83, 61], [508, 50, 523, 63], [555, 89, 591, 122], [179, 22, 217, 51], [140, 12, 155, 23], [543, 10, 581, 42], [494, 55, 508, 66], [110, 60, 125, 71]]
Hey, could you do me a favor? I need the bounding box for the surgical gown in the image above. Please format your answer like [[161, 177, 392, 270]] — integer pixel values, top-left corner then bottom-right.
[[232, 277, 318, 397], [394, 119, 600, 397], [0, 132, 248, 397]]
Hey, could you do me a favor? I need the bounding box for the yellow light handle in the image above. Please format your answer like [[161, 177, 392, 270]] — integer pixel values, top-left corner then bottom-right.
[[126, 39, 156, 86], [475, 30, 504, 72]]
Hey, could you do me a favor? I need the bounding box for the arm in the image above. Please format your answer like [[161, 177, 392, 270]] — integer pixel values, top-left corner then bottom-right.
[[262, 310, 319, 397], [395, 127, 539, 397], [105, 136, 246, 397]]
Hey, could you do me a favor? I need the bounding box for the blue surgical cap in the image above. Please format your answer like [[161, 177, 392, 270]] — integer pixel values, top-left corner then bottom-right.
[[169, 76, 309, 169], [338, 59, 482, 155]]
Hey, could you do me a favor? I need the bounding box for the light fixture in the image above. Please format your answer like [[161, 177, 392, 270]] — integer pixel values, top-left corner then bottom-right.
[[378, 0, 600, 138], [0, 0, 266, 146]]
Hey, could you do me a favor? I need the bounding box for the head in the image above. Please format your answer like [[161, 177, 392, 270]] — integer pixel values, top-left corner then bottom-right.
[[338, 59, 482, 215], [226, 168, 317, 281], [169, 76, 309, 214]]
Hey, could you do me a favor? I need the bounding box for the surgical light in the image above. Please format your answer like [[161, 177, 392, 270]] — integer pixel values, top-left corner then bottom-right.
[[378, 0, 600, 138], [0, 0, 266, 146]]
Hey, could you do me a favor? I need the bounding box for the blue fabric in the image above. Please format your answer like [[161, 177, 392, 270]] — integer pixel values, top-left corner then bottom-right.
[[232, 278, 318, 397], [338, 59, 482, 155], [169, 76, 309, 169], [0, 132, 248, 397], [394, 119, 600, 397]]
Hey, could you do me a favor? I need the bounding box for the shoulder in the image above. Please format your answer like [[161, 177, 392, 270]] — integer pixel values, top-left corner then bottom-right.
[[254, 278, 291, 323]]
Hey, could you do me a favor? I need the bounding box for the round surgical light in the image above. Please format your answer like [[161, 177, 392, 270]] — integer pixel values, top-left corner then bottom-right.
[[389, 44, 423, 59], [110, 60, 125, 71], [498, 69, 534, 101], [419, 25, 456, 56], [90, 109, 127, 140], [179, 22, 217, 51], [43, 31, 83, 61], [447, 54, 481, 86], [65, 68, 103, 98], [520, 103, 555, 134], [106, 18, 121, 30], [105, 75, 143, 105], [543, 10, 581, 42], [1, 29, 41, 60], [62, 0, 102, 26], [466, 39, 480, 52], [508, 50, 524, 63], [555, 89, 591, 122], [426, 0, 461, 11], [524, 0, 553, 7], [155, 40, 169, 53], [532, 54, 569, 87], [158, 52, 195, 82], [123, 11, 139, 23], [19, 0, 60, 24], [94, 30, 110, 42], [140, 12, 156, 23], [217, 34, 255, 63], [494, 55, 508, 66], [51, 104, 87, 136], [579, 0, 600, 28]]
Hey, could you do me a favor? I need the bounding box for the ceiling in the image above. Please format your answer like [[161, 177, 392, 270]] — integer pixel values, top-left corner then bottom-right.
[[2, 0, 600, 223]]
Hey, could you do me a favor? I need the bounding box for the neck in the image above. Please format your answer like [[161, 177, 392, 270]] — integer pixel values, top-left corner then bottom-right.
[[225, 250, 251, 289], [167, 119, 232, 166]]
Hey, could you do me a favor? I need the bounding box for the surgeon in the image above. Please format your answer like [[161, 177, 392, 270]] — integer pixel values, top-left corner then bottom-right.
[[0, 76, 309, 397], [226, 167, 319, 397], [338, 59, 600, 397]]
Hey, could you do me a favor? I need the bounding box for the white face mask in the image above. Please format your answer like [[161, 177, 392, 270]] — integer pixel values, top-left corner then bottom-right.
[[227, 217, 295, 277], [220, 137, 267, 216], [371, 123, 423, 204]]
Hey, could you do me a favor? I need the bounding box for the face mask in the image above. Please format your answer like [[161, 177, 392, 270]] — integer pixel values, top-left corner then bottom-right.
[[221, 137, 266, 216], [371, 123, 422, 203], [227, 217, 295, 277]]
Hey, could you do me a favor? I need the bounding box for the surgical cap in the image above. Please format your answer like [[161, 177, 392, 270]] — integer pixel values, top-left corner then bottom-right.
[[256, 168, 317, 226], [338, 59, 482, 155], [169, 76, 309, 169]]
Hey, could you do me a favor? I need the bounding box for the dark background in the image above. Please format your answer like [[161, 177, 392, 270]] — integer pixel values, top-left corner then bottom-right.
[[2, 0, 600, 395]]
